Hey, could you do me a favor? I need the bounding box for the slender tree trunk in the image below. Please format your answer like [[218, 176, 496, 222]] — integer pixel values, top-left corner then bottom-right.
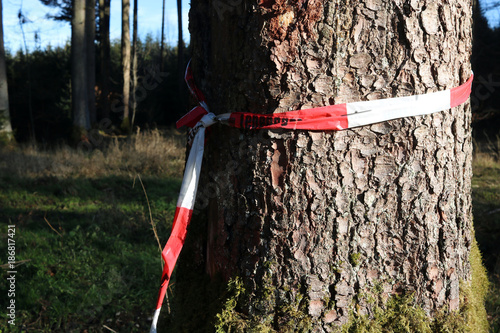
[[177, 0, 184, 109], [99, 0, 111, 119], [18, 10, 35, 140], [0, 0, 13, 141], [160, 0, 166, 72], [131, 0, 138, 128], [71, 0, 90, 137], [86, 0, 96, 124], [169, 0, 486, 331], [121, 0, 131, 132]]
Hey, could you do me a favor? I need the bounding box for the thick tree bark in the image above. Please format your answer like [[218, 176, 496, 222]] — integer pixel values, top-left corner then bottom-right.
[[0, 0, 13, 139], [99, 0, 111, 119], [86, 0, 97, 125], [71, 0, 90, 134], [172, 0, 477, 330], [121, 0, 131, 132]]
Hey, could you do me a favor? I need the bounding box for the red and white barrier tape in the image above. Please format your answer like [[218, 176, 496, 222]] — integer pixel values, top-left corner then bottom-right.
[[150, 65, 473, 332], [228, 75, 472, 131]]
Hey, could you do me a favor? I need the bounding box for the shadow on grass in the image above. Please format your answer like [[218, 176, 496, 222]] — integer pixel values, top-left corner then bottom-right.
[[472, 166, 500, 273], [0, 174, 181, 209], [472, 160, 500, 332], [0, 174, 182, 332]]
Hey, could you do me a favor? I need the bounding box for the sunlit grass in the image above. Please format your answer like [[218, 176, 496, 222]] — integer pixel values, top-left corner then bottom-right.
[[0, 128, 185, 179]]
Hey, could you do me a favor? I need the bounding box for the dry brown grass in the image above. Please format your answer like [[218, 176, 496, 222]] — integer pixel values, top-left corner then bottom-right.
[[474, 152, 500, 170], [474, 133, 500, 168], [0, 128, 186, 179]]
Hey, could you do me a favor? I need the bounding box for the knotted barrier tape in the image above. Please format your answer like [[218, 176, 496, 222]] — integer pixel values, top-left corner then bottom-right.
[[149, 63, 473, 333]]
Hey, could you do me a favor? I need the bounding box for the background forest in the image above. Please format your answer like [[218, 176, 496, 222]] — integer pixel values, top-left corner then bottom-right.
[[0, 0, 499, 332], [6, 37, 187, 142]]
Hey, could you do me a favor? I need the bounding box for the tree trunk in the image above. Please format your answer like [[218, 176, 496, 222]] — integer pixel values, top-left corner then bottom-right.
[[71, 0, 90, 136], [177, 0, 184, 109], [86, 0, 97, 125], [99, 0, 111, 119], [121, 0, 131, 132], [160, 0, 166, 72], [170, 0, 485, 331], [0, 0, 13, 141], [131, 0, 138, 128]]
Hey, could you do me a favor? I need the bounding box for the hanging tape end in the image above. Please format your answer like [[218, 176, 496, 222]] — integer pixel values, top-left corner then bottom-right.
[[149, 308, 161, 333]]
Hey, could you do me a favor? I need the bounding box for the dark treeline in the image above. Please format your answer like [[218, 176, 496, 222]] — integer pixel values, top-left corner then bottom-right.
[[472, 0, 500, 139], [6, 37, 188, 143]]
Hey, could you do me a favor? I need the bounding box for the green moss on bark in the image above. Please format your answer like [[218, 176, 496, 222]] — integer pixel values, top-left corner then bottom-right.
[[215, 277, 249, 332], [460, 237, 490, 332], [339, 236, 489, 333], [349, 253, 362, 267], [213, 275, 312, 333], [341, 293, 432, 333]]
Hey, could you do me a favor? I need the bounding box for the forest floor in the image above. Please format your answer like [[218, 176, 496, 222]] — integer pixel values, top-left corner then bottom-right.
[[0, 129, 499, 332], [0, 129, 185, 332], [473, 138, 500, 333]]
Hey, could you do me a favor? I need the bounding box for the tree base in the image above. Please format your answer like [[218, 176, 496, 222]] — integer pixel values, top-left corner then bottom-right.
[[120, 117, 131, 135], [71, 126, 89, 146], [165, 237, 489, 333]]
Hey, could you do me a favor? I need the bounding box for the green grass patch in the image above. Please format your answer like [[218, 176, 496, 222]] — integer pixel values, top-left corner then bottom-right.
[[486, 274, 500, 333], [472, 163, 500, 270], [472, 152, 500, 332], [0, 174, 181, 331]]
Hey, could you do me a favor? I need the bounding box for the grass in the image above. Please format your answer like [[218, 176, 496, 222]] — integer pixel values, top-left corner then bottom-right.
[[0, 128, 499, 332], [0, 128, 185, 332], [473, 143, 500, 333]]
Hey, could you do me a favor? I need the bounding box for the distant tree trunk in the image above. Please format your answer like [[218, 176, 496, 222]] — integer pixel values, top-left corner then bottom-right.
[[18, 10, 35, 140], [170, 0, 486, 331], [86, 0, 96, 125], [131, 0, 138, 128], [177, 0, 184, 110], [98, 0, 111, 119], [0, 0, 13, 141], [121, 0, 131, 132], [160, 0, 166, 72], [71, 0, 90, 137]]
